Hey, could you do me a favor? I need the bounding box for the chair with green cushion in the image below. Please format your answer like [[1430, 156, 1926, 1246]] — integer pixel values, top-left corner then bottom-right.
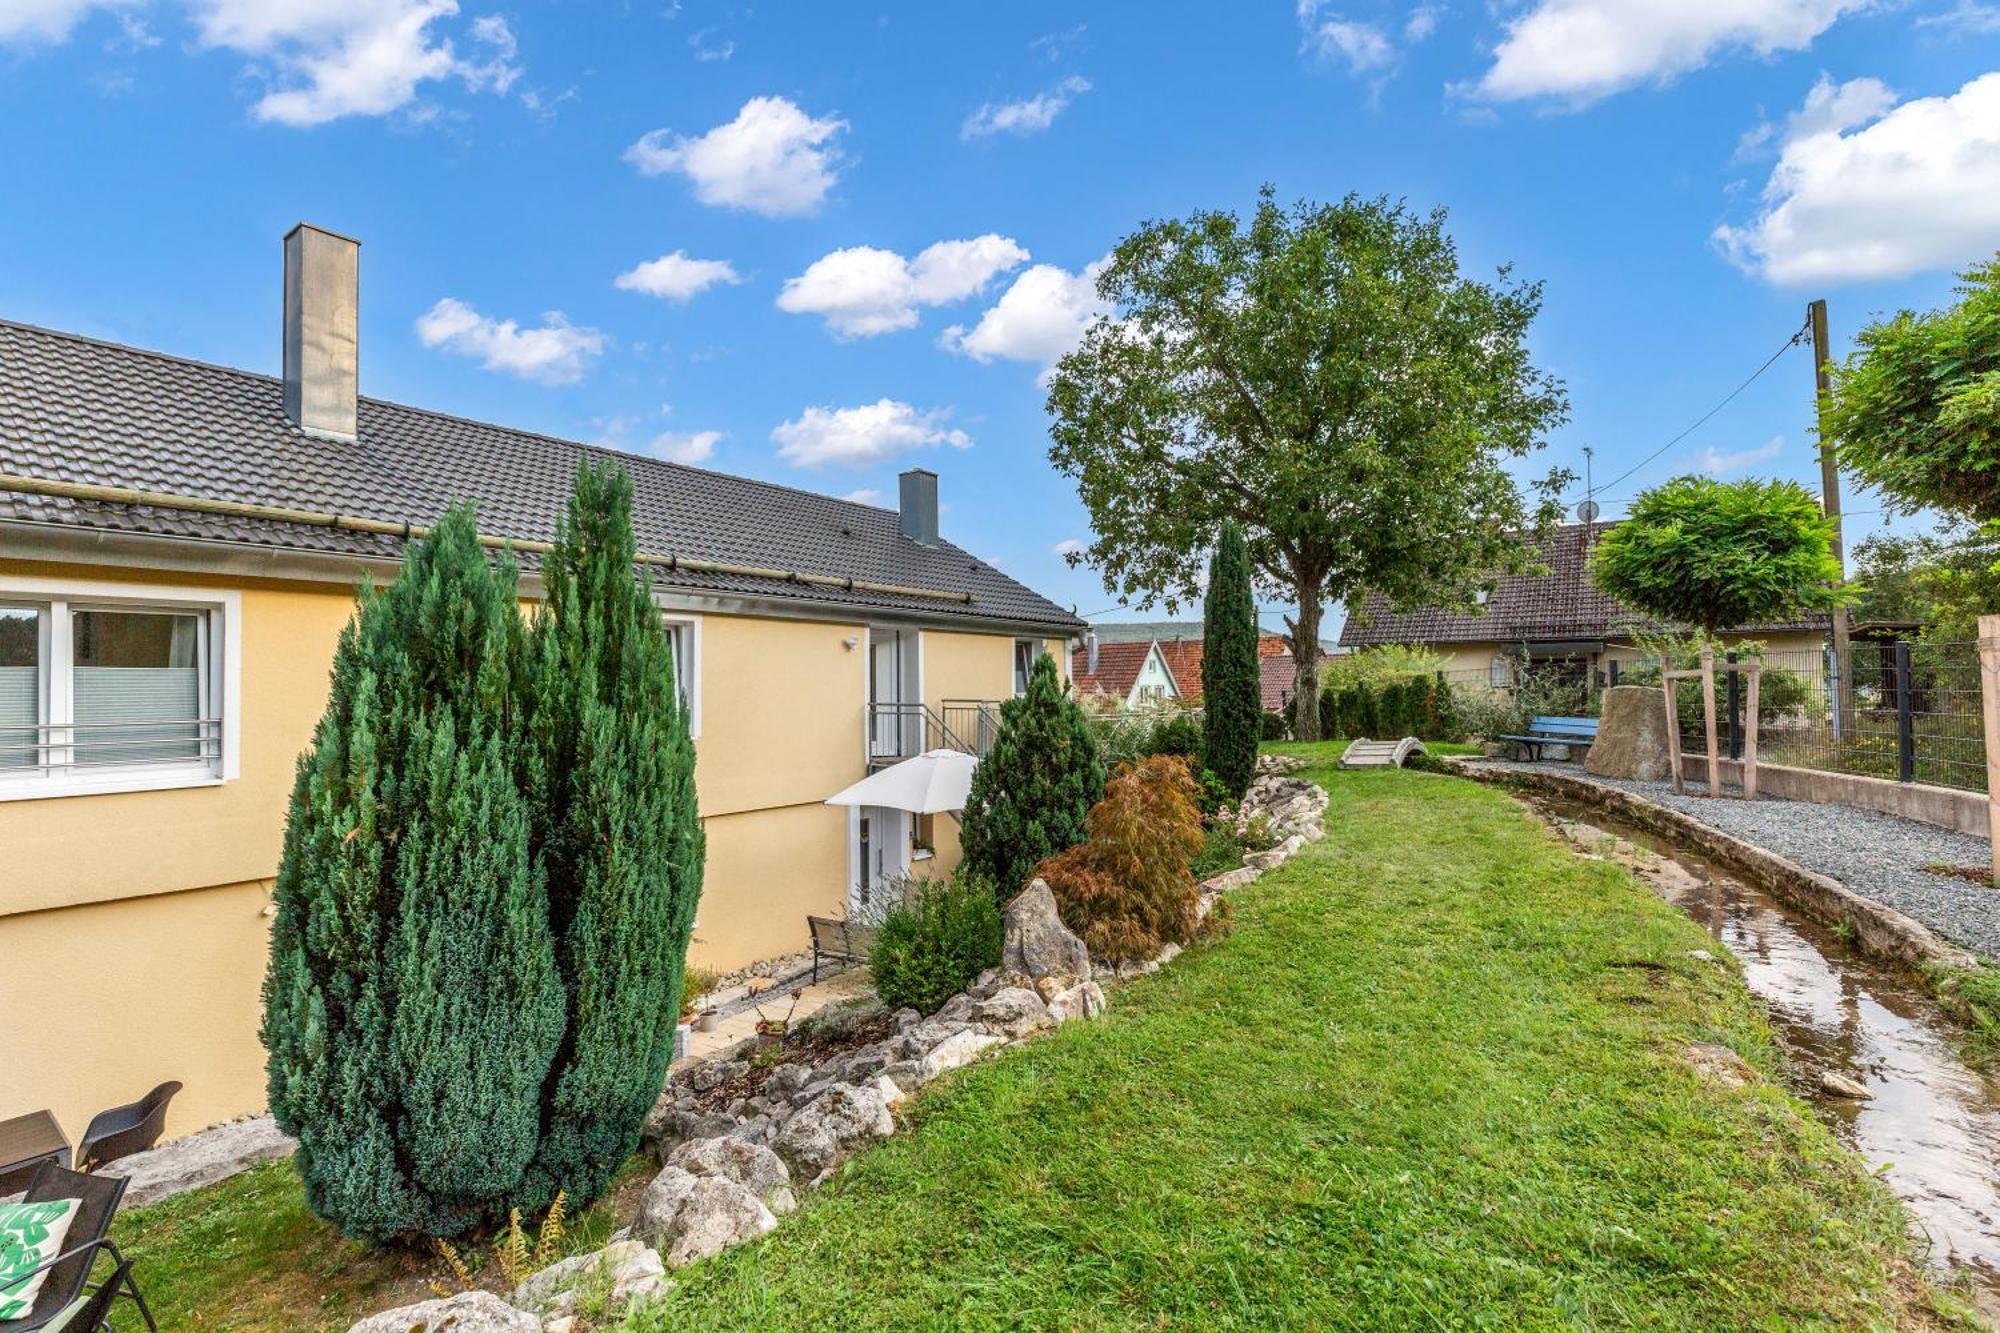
[[0, 1162, 154, 1332]]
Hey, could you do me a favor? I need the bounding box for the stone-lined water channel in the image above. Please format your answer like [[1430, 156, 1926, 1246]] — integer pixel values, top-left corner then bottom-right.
[[1528, 794, 2000, 1311]]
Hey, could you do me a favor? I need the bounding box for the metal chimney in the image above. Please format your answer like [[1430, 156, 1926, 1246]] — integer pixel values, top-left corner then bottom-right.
[[1086, 630, 1099, 676], [898, 467, 938, 547], [283, 223, 359, 442]]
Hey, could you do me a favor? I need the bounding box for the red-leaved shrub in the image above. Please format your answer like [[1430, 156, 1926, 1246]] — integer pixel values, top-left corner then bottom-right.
[[1034, 753, 1206, 963]]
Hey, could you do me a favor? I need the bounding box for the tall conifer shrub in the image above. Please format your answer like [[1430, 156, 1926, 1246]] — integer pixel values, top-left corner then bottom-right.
[[1201, 520, 1260, 798], [961, 652, 1106, 898], [261, 507, 563, 1241], [523, 461, 704, 1207]]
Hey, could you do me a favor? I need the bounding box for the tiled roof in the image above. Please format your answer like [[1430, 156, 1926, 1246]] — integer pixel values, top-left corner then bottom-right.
[[1069, 640, 1159, 700], [0, 320, 1083, 631], [1156, 639, 1204, 702], [1337, 522, 1832, 648], [1259, 655, 1300, 713]]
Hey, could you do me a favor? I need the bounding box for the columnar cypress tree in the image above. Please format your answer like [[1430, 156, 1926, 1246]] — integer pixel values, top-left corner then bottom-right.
[[961, 652, 1106, 899], [523, 461, 704, 1208], [1200, 519, 1260, 798], [261, 506, 563, 1241]]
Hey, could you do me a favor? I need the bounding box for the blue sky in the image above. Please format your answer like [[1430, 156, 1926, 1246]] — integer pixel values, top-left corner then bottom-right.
[[2, 1, 1997, 631]]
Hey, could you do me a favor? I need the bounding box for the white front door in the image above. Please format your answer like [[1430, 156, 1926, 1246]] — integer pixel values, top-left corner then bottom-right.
[[852, 804, 911, 919]]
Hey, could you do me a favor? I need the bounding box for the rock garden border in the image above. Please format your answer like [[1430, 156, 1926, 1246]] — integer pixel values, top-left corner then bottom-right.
[[346, 755, 1329, 1332]]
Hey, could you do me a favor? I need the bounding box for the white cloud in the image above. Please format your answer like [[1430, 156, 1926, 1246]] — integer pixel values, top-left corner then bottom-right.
[[190, 0, 522, 126], [0, 0, 133, 44], [625, 95, 846, 217], [1052, 538, 1086, 556], [650, 429, 723, 464], [688, 26, 733, 61], [613, 251, 742, 302], [942, 257, 1111, 378], [1471, 0, 1861, 105], [772, 400, 972, 468], [1298, 4, 1394, 74], [1698, 435, 1785, 476], [1919, 1, 2000, 33], [842, 487, 885, 505], [1715, 72, 2000, 284], [777, 236, 1029, 338], [1404, 5, 1440, 41], [414, 298, 607, 385], [961, 75, 1091, 139]]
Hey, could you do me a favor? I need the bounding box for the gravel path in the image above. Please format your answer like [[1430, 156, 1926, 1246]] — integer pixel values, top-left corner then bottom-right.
[[1470, 759, 2000, 961]]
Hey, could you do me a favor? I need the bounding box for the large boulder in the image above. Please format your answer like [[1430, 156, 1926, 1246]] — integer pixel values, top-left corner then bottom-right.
[[1002, 879, 1091, 984], [772, 1083, 895, 1180], [632, 1166, 701, 1246], [661, 1177, 778, 1267], [510, 1240, 668, 1318], [667, 1135, 797, 1215], [1585, 686, 1674, 781], [1047, 981, 1106, 1023], [347, 1292, 537, 1333], [972, 986, 1053, 1038]]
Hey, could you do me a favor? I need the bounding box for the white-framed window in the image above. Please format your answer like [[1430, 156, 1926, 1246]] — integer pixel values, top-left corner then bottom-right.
[[661, 614, 702, 738], [0, 577, 240, 801], [1013, 638, 1040, 696]]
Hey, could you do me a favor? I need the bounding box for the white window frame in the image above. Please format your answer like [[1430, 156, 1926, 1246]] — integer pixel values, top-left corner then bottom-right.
[[0, 576, 241, 802], [1013, 638, 1041, 696], [660, 613, 702, 739]]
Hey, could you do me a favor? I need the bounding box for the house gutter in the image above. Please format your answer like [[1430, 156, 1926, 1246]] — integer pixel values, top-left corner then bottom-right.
[[0, 471, 975, 606]]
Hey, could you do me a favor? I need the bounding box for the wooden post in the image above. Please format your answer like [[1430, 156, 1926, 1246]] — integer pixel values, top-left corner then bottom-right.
[[1743, 663, 1761, 803], [1663, 671, 1684, 795], [1979, 615, 2000, 884], [1700, 646, 1721, 796]]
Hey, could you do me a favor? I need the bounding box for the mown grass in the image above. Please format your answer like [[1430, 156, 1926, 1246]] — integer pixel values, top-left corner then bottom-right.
[[622, 745, 1950, 1331], [107, 1154, 653, 1330]]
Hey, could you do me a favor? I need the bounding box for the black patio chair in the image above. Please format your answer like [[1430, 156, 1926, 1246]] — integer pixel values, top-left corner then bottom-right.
[[74, 1085, 180, 1175], [0, 1161, 156, 1332]]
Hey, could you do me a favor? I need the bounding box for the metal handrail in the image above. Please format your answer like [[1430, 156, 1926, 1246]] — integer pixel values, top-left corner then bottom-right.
[[1, 717, 220, 772], [864, 700, 995, 760]]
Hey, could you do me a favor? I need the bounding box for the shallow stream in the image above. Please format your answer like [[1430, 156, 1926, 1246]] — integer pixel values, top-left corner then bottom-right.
[[1529, 794, 2000, 1311]]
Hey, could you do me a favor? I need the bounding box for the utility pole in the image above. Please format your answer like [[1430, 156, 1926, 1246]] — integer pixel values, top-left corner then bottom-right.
[[1810, 297, 1854, 739]]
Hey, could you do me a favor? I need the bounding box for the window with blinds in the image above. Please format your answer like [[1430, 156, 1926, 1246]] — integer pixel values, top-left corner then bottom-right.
[[0, 591, 224, 794]]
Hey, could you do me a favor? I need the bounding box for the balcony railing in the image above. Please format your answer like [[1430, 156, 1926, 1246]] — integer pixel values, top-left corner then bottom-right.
[[865, 700, 1003, 765]]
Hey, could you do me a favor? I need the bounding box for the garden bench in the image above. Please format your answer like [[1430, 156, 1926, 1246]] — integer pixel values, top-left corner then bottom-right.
[[1496, 715, 1598, 762], [807, 915, 878, 983]]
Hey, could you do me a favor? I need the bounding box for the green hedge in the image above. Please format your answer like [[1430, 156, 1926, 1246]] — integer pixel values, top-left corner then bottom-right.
[[871, 873, 1005, 1015]]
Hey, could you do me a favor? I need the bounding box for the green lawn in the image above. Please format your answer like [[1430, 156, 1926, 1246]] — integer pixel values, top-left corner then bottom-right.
[[109, 744, 1960, 1329], [622, 746, 1953, 1330]]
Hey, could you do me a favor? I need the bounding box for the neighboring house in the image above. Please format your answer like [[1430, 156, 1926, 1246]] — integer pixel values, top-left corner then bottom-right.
[[1086, 622, 1301, 713], [0, 224, 1083, 1144], [1070, 637, 1182, 709], [1336, 522, 1830, 683]]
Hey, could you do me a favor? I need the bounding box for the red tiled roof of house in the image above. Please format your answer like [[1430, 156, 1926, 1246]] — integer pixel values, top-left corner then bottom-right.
[[1069, 640, 1158, 701], [1259, 654, 1299, 713]]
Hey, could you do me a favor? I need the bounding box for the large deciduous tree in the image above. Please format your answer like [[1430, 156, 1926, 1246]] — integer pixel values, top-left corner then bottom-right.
[[1825, 256, 2000, 523], [960, 652, 1105, 899], [1588, 475, 1847, 637], [1200, 519, 1260, 797], [523, 460, 705, 1209], [1047, 189, 1570, 740], [262, 506, 563, 1242]]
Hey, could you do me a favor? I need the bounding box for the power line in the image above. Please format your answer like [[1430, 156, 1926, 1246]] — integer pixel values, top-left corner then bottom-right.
[[1566, 317, 1811, 508]]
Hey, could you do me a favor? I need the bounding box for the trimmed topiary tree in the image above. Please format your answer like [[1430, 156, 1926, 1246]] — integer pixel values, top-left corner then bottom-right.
[[262, 506, 563, 1241], [1201, 520, 1261, 798], [961, 651, 1107, 899], [523, 460, 705, 1211], [1589, 475, 1846, 637]]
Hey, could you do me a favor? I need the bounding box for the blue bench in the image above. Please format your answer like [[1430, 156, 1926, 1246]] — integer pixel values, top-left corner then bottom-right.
[[1496, 715, 1598, 762]]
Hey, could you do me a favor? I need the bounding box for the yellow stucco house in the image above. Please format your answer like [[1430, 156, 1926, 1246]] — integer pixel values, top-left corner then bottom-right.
[[1337, 521, 1831, 682], [0, 225, 1083, 1145]]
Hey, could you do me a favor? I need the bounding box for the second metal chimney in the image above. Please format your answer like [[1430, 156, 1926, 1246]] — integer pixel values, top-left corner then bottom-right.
[[283, 223, 359, 442], [898, 467, 938, 547]]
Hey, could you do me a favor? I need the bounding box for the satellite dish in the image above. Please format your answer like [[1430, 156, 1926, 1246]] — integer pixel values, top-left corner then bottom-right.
[[1576, 499, 1601, 523]]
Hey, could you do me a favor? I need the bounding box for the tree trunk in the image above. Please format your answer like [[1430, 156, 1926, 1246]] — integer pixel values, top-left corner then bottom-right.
[[1288, 591, 1324, 742]]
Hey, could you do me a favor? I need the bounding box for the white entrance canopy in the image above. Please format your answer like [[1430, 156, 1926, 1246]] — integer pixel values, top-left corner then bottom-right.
[[824, 749, 978, 815]]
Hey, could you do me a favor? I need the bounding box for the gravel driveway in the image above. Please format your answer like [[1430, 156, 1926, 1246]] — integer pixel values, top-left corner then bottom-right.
[[1471, 760, 2000, 961]]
